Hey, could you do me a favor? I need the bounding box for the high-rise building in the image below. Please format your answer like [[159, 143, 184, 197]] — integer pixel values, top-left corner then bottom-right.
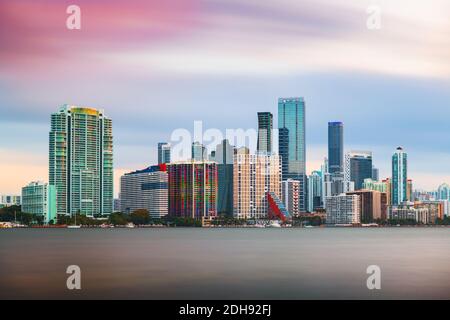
[[323, 172, 354, 207], [282, 179, 300, 216], [307, 171, 323, 212], [328, 122, 344, 174], [192, 141, 206, 161], [21, 181, 57, 224], [120, 164, 168, 218], [392, 147, 407, 205], [215, 140, 234, 216], [437, 183, 450, 200], [345, 151, 373, 190], [326, 194, 361, 225], [167, 161, 217, 219], [157, 142, 171, 164], [278, 97, 306, 211], [257, 112, 273, 153], [347, 190, 387, 223], [233, 151, 282, 219], [49, 105, 113, 217], [383, 178, 392, 206], [407, 179, 413, 201], [372, 166, 379, 181]]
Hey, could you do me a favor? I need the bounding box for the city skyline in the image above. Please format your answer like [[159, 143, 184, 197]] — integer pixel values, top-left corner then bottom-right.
[[1, 0, 450, 196]]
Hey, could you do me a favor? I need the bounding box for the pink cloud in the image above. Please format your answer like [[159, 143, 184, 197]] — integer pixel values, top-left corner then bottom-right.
[[0, 0, 204, 73]]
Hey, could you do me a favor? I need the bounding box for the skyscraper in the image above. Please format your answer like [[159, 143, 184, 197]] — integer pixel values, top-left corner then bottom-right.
[[345, 151, 373, 190], [158, 142, 171, 164], [372, 166, 379, 181], [233, 150, 282, 219], [328, 122, 344, 174], [278, 97, 306, 211], [192, 141, 206, 161], [215, 140, 234, 216], [392, 147, 407, 205], [49, 105, 113, 217], [307, 171, 323, 212], [167, 161, 217, 219], [257, 112, 273, 153]]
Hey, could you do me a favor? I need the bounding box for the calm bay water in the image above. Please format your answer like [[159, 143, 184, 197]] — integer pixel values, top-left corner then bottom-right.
[[0, 228, 449, 300]]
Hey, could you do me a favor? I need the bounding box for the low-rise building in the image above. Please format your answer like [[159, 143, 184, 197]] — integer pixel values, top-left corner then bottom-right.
[[21, 181, 57, 224]]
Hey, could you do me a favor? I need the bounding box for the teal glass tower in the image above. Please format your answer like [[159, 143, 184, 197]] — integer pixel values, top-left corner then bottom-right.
[[49, 105, 113, 217], [278, 97, 306, 212], [392, 147, 407, 205], [257, 112, 273, 153]]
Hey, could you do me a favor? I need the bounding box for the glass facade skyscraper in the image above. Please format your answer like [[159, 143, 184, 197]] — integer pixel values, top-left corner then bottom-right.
[[392, 147, 407, 205], [345, 151, 373, 190], [257, 112, 273, 153], [278, 97, 306, 212], [215, 140, 234, 216], [192, 141, 206, 161], [49, 105, 113, 217], [158, 142, 171, 164], [328, 122, 344, 174]]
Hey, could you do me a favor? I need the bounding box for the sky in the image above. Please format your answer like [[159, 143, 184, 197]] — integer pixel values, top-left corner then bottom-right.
[[0, 0, 449, 197]]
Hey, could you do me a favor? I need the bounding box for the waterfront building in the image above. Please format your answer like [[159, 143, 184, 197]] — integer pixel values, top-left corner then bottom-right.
[[307, 171, 323, 212], [215, 139, 234, 216], [120, 164, 168, 218], [257, 112, 273, 153], [167, 161, 217, 219], [345, 151, 373, 190], [415, 201, 444, 223], [347, 190, 387, 222], [157, 142, 171, 164], [325, 194, 361, 225], [392, 147, 407, 205], [278, 97, 306, 211], [328, 122, 344, 174], [0, 195, 21, 208], [389, 202, 429, 224], [49, 105, 113, 217], [282, 179, 300, 216], [233, 151, 282, 219], [21, 181, 56, 224], [192, 141, 206, 161]]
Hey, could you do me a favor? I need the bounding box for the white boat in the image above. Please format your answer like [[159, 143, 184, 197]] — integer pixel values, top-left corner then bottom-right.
[[267, 221, 281, 228], [126, 223, 135, 228]]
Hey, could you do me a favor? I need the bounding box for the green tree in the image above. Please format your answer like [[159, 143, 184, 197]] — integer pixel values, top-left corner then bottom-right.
[[129, 209, 150, 225]]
